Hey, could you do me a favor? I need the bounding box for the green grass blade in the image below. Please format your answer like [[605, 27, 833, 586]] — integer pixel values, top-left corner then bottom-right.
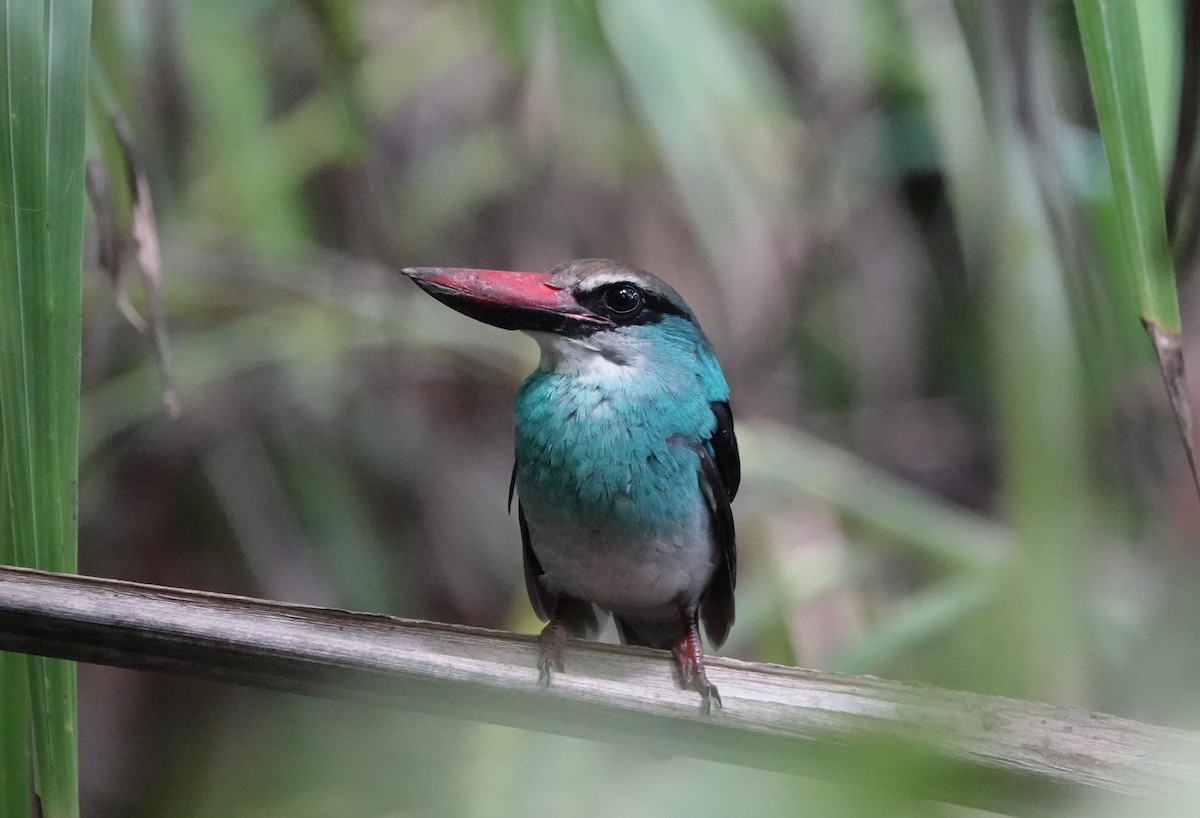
[[1075, 0, 1179, 331], [1, 456, 33, 817], [0, 650, 32, 817], [1075, 0, 1200, 497], [0, 1, 92, 815]]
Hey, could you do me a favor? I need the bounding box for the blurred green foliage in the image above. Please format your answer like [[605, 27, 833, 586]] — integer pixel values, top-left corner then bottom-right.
[[63, 0, 1200, 815]]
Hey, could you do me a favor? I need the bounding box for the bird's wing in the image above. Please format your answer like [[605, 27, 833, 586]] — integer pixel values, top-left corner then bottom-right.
[[512, 462, 552, 621], [698, 400, 739, 647], [709, 400, 740, 501], [517, 501, 554, 622]]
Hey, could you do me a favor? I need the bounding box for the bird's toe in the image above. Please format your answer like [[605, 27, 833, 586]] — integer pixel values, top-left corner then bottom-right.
[[537, 620, 569, 687]]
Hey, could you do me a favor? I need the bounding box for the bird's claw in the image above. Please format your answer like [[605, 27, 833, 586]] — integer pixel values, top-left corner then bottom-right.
[[537, 620, 568, 687], [696, 679, 722, 715], [678, 659, 722, 714], [537, 650, 564, 686]]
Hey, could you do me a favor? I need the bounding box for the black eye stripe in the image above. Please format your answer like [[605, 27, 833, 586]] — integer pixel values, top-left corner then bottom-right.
[[573, 282, 692, 327], [640, 291, 690, 320]]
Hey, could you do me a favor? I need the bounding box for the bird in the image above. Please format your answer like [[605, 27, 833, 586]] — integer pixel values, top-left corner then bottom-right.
[[402, 258, 738, 712]]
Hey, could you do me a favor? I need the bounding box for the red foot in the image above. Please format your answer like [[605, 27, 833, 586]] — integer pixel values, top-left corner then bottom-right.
[[671, 611, 721, 714]]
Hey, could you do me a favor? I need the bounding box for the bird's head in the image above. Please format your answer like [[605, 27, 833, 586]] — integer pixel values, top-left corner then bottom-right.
[[403, 259, 714, 377]]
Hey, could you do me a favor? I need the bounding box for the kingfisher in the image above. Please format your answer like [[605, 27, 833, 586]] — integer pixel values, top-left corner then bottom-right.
[[403, 258, 738, 712]]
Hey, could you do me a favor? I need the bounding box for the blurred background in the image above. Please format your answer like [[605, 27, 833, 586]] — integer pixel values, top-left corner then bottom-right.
[[77, 0, 1199, 815]]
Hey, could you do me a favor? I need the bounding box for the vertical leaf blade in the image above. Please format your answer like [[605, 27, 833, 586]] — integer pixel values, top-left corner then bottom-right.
[[1076, 0, 1179, 330], [1075, 0, 1199, 496], [0, 460, 32, 817], [0, 1, 92, 815]]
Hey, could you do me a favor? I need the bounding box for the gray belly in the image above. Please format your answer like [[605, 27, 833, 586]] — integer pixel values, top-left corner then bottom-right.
[[525, 511, 718, 616]]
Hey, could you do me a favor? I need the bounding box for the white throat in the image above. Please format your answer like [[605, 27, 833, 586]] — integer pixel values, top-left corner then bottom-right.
[[528, 331, 644, 378]]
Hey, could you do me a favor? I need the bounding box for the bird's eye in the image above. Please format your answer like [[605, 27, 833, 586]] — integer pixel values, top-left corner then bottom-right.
[[601, 283, 644, 316]]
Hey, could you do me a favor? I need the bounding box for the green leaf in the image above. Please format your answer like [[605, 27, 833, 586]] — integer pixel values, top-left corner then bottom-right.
[[1075, 0, 1178, 330], [0, 1, 93, 815], [1075, 0, 1199, 497], [0, 653, 32, 818], [1, 457, 32, 817]]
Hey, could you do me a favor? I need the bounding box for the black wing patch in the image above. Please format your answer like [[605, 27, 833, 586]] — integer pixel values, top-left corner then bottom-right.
[[513, 461, 552, 620], [709, 400, 740, 501], [698, 400, 739, 647], [517, 502, 553, 622]]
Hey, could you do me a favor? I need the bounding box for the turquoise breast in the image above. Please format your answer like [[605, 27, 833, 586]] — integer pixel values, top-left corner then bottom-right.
[[513, 317, 728, 531]]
